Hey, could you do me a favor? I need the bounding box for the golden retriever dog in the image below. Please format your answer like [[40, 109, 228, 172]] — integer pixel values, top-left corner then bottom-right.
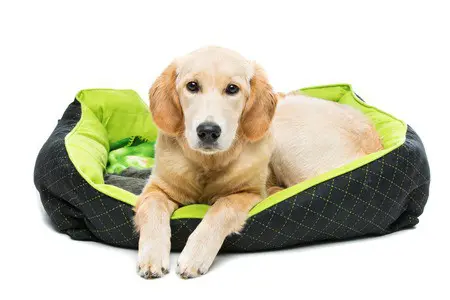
[[135, 46, 382, 279]]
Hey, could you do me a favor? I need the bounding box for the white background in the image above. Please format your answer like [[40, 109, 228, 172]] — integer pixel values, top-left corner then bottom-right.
[[1, 0, 449, 299]]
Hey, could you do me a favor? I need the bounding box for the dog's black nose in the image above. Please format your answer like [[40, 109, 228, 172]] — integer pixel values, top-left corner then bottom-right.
[[197, 122, 221, 143]]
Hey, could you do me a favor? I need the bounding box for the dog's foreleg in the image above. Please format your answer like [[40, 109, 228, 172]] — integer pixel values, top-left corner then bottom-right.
[[134, 184, 178, 279], [176, 192, 261, 278]]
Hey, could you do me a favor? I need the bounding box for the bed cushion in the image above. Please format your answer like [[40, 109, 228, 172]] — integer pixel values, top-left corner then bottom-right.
[[34, 84, 430, 251]]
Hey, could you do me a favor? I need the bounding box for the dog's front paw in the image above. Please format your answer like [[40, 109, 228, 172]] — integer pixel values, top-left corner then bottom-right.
[[137, 237, 170, 279], [176, 233, 222, 279]]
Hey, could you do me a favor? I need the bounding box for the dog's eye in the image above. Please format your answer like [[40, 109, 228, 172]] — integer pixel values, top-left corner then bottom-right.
[[186, 81, 200, 93], [225, 84, 239, 95]]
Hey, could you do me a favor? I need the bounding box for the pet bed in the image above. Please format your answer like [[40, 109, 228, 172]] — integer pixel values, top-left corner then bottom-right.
[[34, 84, 430, 251]]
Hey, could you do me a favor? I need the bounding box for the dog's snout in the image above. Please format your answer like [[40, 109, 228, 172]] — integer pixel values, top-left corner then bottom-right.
[[197, 122, 221, 143]]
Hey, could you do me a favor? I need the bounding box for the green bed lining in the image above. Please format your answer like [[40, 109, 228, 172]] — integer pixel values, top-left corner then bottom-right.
[[64, 84, 406, 219]]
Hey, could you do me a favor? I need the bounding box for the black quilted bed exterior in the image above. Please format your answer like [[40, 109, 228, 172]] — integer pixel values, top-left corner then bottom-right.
[[34, 99, 430, 251]]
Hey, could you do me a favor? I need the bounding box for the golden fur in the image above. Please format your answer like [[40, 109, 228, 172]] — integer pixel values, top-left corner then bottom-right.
[[149, 63, 184, 136], [135, 46, 383, 279], [269, 94, 383, 187], [135, 47, 276, 279]]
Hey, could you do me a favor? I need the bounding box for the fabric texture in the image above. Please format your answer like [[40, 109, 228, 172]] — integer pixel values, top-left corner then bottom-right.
[[106, 137, 155, 174], [104, 167, 152, 195], [34, 86, 430, 251]]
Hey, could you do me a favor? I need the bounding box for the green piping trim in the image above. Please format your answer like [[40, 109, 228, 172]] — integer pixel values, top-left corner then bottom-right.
[[249, 84, 407, 217], [64, 85, 407, 220], [171, 204, 211, 220], [168, 84, 407, 219]]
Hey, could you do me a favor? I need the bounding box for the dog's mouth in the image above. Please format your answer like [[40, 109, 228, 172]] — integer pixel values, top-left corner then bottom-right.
[[195, 142, 221, 154]]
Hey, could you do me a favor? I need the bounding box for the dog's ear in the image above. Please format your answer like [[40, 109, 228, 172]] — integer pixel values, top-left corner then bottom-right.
[[149, 63, 184, 136], [240, 64, 277, 141]]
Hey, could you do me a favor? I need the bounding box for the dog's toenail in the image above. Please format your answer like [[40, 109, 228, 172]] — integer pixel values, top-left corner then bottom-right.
[[139, 271, 150, 280]]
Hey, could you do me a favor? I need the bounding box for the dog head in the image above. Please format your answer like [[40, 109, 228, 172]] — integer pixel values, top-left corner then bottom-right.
[[149, 46, 277, 154]]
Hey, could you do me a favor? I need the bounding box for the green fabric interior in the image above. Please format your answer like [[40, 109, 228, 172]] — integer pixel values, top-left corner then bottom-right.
[[106, 136, 155, 174], [65, 84, 407, 219], [65, 89, 157, 205]]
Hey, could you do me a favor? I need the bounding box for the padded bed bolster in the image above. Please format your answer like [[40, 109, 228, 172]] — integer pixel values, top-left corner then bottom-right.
[[35, 101, 138, 245], [34, 85, 431, 251]]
